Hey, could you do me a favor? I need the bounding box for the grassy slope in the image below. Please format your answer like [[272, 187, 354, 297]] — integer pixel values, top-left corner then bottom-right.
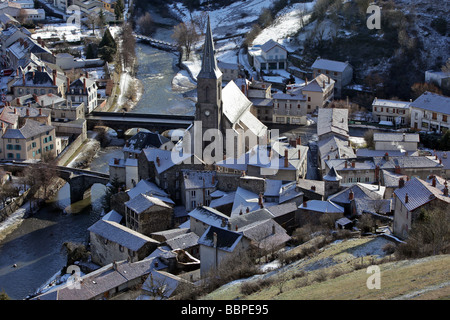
[[202, 237, 450, 300]]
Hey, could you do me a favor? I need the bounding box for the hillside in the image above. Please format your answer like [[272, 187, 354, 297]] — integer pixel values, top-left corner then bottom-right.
[[161, 0, 448, 102], [201, 237, 450, 300]]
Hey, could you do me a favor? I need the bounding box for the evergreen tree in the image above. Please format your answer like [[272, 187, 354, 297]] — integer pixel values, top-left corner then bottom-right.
[[98, 28, 117, 62], [85, 43, 96, 59], [114, 0, 124, 21]]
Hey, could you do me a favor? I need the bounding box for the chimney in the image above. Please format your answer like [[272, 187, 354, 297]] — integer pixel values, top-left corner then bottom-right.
[[39, 108, 42, 115], [444, 185, 449, 196], [67, 77, 70, 93], [272, 224, 276, 235], [239, 209, 243, 215], [327, 75, 330, 84], [83, 78, 87, 93], [22, 73, 25, 86], [284, 149, 289, 168], [351, 160, 355, 168], [53, 70, 57, 86], [323, 81, 325, 89], [298, 148, 301, 159], [395, 165, 401, 174], [303, 200, 307, 207], [399, 177, 405, 188], [384, 152, 389, 161], [114, 158, 119, 165], [156, 156, 160, 166], [212, 175, 215, 184], [258, 193, 264, 208], [221, 218, 226, 228], [246, 207, 250, 213], [112, 261, 117, 270], [213, 232, 217, 247], [348, 190, 354, 200], [311, 185, 316, 191], [405, 193, 409, 203], [432, 176, 436, 187], [345, 161, 348, 168], [16, 98, 20, 106]]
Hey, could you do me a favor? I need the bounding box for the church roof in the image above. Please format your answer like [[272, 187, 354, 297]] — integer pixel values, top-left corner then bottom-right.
[[197, 15, 222, 80]]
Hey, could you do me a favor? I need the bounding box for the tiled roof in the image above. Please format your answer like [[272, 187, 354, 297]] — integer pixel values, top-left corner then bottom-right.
[[373, 155, 443, 170], [373, 133, 419, 143], [328, 183, 385, 204], [394, 177, 450, 211], [198, 225, 242, 252]]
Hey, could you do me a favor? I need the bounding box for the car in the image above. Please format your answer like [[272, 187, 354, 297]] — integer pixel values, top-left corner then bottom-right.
[[0, 69, 13, 76]]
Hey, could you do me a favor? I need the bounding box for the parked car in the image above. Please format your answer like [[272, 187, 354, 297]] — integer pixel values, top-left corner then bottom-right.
[[1, 69, 13, 76]]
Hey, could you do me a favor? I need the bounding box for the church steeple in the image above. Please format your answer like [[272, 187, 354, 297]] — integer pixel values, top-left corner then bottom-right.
[[198, 15, 222, 80]]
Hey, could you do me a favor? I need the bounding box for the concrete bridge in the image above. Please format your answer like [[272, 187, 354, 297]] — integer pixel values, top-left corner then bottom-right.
[[134, 34, 179, 52], [0, 161, 110, 204], [86, 112, 194, 137]]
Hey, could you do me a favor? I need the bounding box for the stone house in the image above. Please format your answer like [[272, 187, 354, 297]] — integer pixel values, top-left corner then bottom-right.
[[11, 69, 66, 98], [32, 258, 165, 300], [296, 199, 344, 226], [311, 57, 353, 98], [198, 225, 248, 277], [317, 107, 349, 141], [301, 74, 335, 113], [181, 169, 217, 211], [188, 206, 230, 238], [393, 177, 450, 239], [217, 60, 241, 82], [137, 147, 205, 204], [124, 193, 173, 236], [88, 219, 159, 266], [371, 98, 411, 127], [0, 118, 56, 161], [66, 76, 98, 114]]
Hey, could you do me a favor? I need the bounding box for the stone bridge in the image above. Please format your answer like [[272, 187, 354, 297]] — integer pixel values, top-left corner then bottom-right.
[[86, 112, 194, 137], [0, 162, 110, 204]]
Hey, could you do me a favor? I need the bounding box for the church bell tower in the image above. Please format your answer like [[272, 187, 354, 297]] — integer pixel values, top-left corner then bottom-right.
[[195, 15, 223, 146]]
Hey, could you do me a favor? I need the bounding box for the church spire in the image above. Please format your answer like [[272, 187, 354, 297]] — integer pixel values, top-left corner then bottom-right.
[[198, 14, 222, 80]]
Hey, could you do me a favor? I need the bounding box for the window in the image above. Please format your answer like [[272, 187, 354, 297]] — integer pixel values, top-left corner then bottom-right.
[[191, 190, 196, 197], [191, 200, 196, 208], [7, 153, 13, 159], [14, 145, 21, 150], [443, 115, 448, 122], [6, 144, 13, 150], [432, 113, 437, 120]]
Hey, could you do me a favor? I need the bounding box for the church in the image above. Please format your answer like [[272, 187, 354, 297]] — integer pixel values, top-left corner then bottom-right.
[[182, 15, 268, 164]]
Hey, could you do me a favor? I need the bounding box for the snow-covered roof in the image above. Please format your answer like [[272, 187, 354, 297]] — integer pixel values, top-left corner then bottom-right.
[[102, 210, 123, 223], [312, 57, 351, 73], [410, 92, 450, 114], [317, 108, 349, 138], [188, 206, 230, 228], [298, 200, 344, 213], [127, 179, 168, 199], [88, 220, 158, 251], [372, 98, 411, 109], [222, 80, 253, 125], [125, 193, 171, 214]]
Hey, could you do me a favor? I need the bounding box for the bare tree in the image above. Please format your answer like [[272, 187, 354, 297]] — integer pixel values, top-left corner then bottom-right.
[[192, 11, 209, 34], [137, 12, 154, 36], [172, 21, 199, 60]]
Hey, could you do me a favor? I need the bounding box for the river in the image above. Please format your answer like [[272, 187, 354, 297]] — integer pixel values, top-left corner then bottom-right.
[[0, 34, 190, 299], [0, 25, 372, 299]]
